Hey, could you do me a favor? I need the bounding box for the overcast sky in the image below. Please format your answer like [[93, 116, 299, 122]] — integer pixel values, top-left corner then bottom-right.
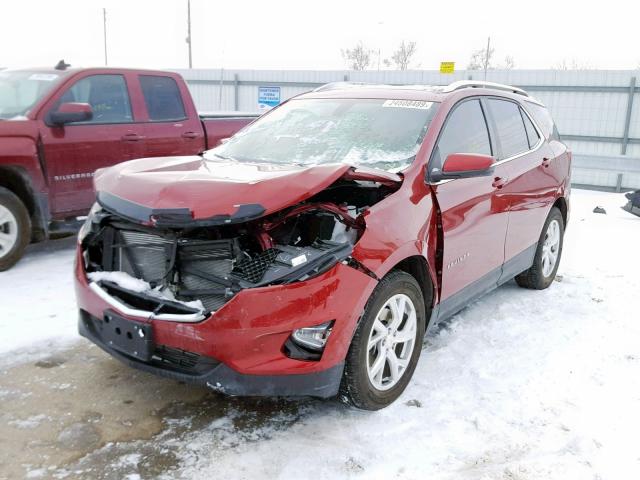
[[1, 0, 639, 71]]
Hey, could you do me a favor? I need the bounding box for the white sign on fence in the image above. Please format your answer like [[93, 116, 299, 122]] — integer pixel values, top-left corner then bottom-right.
[[258, 86, 281, 111]]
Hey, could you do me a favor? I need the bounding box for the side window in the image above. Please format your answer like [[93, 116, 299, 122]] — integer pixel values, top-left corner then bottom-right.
[[486, 99, 530, 159], [432, 99, 492, 170], [139, 75, 186, 121], [55, 74, 132, 124], [520, 108, 540, 149]]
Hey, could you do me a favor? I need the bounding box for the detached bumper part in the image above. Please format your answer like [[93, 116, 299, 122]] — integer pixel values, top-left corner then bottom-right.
[[78, 310, 344, 398]]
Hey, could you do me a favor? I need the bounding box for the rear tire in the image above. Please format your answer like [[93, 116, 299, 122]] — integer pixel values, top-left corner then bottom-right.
[[0, 187, 31, 272], [515, 207, 564, 290], [340, 270, 426, 410]]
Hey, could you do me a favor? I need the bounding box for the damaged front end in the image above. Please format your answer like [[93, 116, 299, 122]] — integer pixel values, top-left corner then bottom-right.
[[79, 167, 398, 323]]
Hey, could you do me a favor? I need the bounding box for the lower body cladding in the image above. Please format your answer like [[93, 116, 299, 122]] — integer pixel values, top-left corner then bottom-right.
[[75, 249, 377, 398]]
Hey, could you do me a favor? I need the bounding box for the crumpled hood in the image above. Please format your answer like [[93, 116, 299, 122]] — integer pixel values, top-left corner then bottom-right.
[[93, 155, 355, 223]]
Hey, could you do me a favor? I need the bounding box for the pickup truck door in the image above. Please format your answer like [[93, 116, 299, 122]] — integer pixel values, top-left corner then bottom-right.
[[133, 74, 206, 157], [429, 98, 512, 321], [39, 72, 145, 217]]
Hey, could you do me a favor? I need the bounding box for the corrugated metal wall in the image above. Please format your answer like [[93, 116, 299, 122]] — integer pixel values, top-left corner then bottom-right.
[[173, 68, 640, 189]]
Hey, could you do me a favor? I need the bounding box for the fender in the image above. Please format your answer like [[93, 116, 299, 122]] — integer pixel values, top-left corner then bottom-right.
[[0, 136, 51, 240]]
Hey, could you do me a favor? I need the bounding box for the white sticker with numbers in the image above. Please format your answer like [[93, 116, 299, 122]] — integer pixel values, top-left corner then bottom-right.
[[382, 99, 434, 109]]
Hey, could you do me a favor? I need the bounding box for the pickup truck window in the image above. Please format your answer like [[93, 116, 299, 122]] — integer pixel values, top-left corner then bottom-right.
[[139, 75, 186, 122], [0, 70, 65, 119], [54, 74, 133, 124], [209, 98, 438, 171], [431, 99, 492, 170]]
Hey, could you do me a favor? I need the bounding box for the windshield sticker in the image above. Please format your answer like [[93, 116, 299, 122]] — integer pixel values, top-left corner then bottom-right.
[[383, 99, 433, 109], [28, 73, 59, 82]]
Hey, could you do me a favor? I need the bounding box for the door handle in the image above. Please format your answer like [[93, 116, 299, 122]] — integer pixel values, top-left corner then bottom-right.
[[121, 133, 146, 142], [542, 157, 552, 168], [492, 177, 508, 189], [182, 131, 199, 139]]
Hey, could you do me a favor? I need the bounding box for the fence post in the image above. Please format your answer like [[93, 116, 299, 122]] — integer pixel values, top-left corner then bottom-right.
[[233, 74, 239, 111], [616, 173, 624, 192], [621, 76, 636, 155]]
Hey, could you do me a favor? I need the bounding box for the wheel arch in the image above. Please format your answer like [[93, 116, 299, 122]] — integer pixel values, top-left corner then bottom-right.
[[553, 196, 568, 227], [390, 255, 436, 329], [0, 166, 48, 241]]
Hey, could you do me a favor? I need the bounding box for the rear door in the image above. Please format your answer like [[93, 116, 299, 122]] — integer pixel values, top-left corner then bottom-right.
[[429, 98, 512, 320], [135, 74, 205, 157], [484, 98, 560, 280], [39, 72, 145, 216]]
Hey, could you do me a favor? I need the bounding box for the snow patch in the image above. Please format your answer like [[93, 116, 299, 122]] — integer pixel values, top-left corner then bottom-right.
[[87, 271, 205, 311]]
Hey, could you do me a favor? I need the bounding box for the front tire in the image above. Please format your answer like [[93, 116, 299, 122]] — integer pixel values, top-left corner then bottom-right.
[[340, 270, 426, 410], [0, 187, 31, 272], [515, 207, 564, 290]]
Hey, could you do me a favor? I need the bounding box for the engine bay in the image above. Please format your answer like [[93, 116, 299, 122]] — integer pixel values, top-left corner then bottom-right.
[[81, 177, 395, 316]]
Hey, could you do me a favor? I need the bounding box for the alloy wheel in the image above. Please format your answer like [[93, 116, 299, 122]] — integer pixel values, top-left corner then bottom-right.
[[0, 205, 19, 259], [366, 293, 418, 391], [541, 219, 560, 277]]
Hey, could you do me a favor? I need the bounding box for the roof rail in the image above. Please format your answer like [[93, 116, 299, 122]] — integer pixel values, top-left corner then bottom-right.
[[313, 81, 370, 92], [443, 81, 529, 97]]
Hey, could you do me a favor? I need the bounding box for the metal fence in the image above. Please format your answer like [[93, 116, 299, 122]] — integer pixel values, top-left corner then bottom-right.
[[172, 68, 640, 190]]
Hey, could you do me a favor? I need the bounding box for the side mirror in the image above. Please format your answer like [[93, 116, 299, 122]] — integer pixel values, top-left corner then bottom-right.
[[50, 102, 93, 125], [431, 153, 495, 182]]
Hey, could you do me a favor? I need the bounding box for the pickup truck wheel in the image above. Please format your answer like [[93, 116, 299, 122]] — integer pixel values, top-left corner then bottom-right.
[[515, 207, 564, 290], [340, 270, 425, 410], [0, 187, 31, 271]]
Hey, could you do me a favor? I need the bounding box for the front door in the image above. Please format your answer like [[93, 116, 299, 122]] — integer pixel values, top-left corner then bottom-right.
[[39, 73, 145, 217], [429, 98, 512, 320]]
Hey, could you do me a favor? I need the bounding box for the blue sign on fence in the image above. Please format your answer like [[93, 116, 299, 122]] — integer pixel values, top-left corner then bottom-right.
[[258, 86, 281, 111]]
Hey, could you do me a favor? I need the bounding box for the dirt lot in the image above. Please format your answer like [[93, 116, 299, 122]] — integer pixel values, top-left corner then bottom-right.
[[0, 342, 307, 480]]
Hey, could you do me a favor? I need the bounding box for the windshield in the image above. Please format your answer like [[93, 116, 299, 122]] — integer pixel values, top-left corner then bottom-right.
[[206, 98, 438, 171], [0, 70, 65, 119]]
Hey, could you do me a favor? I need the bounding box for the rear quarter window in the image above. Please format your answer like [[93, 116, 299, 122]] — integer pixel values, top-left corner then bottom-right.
[[524, 101, 560, 141]]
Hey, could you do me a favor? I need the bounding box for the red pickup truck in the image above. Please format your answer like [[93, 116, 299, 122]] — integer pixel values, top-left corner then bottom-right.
[[0, 65, 257, 270]]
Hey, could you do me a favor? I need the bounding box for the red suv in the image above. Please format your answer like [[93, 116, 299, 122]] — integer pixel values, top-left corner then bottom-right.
[[75, 81, 570, 410]]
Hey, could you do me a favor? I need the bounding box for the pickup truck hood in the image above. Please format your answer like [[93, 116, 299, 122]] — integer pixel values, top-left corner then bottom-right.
[[94, 155, 394, 224]]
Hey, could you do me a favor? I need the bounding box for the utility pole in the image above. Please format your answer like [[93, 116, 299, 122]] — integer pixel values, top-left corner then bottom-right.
[[483, 36, 490, 80], [186, 0, 193, 68], [103, 8, 108, 66]]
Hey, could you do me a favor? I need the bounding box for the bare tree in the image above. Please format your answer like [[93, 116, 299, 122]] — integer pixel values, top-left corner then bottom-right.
[[341, 42, 373, 71], [468, 46, 515, 70], [467, 45, 494, 70], [389, 40, 417, 70], [502, 55, 515, 70], [552, 59, 595, 70]]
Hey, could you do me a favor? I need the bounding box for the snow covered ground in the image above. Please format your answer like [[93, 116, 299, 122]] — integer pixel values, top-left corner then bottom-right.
[[1, 188, 639, 479]]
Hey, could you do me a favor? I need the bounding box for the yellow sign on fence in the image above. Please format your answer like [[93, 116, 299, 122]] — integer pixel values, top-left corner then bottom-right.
[[440, 62, 455, 74]]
